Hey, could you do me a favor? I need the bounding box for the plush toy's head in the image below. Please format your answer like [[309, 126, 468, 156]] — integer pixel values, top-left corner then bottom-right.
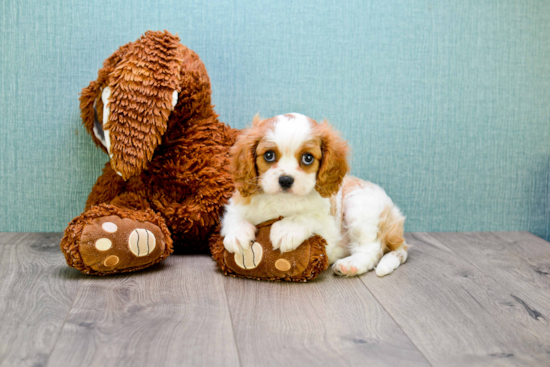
[[79, 31, 206, 181], [210, 218, 329, 282]]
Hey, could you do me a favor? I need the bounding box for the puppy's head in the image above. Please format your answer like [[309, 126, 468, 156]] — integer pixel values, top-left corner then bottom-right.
[[230, 113, 349, 198]]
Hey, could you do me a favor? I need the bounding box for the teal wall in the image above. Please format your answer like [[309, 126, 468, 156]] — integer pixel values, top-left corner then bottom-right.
[[1, 0, 549, 239]]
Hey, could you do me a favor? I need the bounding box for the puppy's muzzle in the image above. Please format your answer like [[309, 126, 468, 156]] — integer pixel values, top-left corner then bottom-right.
[[279, 175, 294, 190]]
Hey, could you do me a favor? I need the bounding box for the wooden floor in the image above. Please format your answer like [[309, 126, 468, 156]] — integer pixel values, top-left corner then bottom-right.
[[1, 232, 549, 367]]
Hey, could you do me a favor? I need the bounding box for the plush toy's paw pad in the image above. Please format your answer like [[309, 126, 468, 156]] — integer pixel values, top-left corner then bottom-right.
[[128, 228, 156, 257], [79, 215, 166, 272], [234, 242, 263, 270]]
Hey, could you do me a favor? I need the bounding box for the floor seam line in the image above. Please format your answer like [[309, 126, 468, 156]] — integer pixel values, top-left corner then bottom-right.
[[222, 277, 244, 367], [42, 276, 83, 367], [356, 275, 435, 367], [424, 232, 543, 293]]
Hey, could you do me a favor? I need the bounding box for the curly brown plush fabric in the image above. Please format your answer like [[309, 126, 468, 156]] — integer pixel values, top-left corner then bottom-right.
[[209, 218, 329, 282], [61, 31, 237, 275]]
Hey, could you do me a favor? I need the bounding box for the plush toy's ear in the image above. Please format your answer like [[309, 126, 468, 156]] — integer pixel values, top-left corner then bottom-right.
[[314, 121, 350, 198], [80, 31, 183, 180], [80, 45, 129, 154]]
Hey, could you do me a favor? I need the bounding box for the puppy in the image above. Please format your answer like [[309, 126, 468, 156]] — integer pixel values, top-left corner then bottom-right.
[[221, 113, 408, 277]]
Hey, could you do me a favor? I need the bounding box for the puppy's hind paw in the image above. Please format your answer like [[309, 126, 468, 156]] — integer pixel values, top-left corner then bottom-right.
[[332, 254, 377, 277], [375, 251, 404, 277]]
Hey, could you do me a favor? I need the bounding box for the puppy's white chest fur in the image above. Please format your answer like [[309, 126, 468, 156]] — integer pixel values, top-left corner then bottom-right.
[[242, 191, 331, 225]]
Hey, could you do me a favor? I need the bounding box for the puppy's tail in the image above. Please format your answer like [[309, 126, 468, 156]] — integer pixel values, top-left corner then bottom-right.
[[376, 206, 409, 277]]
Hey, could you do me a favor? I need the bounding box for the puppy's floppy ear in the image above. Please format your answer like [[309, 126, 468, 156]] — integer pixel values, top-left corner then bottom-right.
[[230, 119, 264, 197], [315, 120, 350, 198]]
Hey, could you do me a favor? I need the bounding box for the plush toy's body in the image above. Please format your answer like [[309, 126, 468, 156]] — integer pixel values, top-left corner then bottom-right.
[[210, 218, 329, 282], [60, 31, 237, 275]]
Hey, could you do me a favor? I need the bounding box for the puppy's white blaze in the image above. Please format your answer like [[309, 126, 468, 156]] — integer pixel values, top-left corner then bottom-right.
[[261, 114, 317, 196], [277, 155, 299, 172], [266, 114, 312, 153], [171, 90, 178, 108]]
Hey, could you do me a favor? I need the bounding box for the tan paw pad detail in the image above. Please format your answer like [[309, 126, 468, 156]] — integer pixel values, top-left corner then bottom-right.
[[102, 222, 118, 233], [275, 259, 291, 271], [128, 229, 156, 257], [95, 238, 112, 251], [104, 255, 119, 267], [234, 242, 263, 270]]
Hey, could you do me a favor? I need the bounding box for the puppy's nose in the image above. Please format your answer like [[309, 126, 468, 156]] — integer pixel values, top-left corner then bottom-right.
[[279, 175, 294, 189]]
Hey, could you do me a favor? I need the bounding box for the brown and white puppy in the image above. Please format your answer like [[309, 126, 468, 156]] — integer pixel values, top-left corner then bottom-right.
[[221, 113, 408, 276]]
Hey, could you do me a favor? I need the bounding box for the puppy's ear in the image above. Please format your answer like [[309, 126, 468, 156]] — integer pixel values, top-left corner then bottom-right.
[[230, 124, 263, 197], [315, 121, 350, 198]]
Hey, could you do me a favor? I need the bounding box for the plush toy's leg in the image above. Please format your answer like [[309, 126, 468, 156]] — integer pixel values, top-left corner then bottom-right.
[[149, 144, 236, 253], [60, 197, 173, 275]]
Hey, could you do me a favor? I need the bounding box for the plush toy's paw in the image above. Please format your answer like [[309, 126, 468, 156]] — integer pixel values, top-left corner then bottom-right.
[[270, 219, 311, 253], [332, 253, 378, 277], [77, 215, 167, 273], [223, 222, 257, 255], [211, 217, 330, 282]]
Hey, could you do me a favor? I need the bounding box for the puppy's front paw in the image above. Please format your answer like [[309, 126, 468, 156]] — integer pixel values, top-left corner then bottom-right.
[[270, 220, 310, 253], [223, 222, 257, 254]]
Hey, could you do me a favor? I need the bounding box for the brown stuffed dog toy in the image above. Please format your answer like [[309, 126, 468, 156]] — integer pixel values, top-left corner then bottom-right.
[[210, 218, 329, 282], [60, 31, 237, 275]]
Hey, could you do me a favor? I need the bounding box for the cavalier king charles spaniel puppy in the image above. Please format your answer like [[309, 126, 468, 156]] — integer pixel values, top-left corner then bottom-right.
[[221, 113, 408, 277]]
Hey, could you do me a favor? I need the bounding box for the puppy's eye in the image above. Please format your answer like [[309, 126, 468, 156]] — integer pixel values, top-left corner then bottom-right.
[[302, 153, 314, 165], [264, 150, 276, 162]]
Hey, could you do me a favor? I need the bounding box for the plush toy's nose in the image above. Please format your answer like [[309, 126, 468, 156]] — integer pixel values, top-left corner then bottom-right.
[[278, 175, 294, 189]]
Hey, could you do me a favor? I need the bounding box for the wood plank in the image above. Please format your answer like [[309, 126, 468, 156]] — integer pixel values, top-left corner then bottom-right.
[[0, 232, 31, 246], [360, 232, 550, 367], [0, 233, 83, 367], [429, 231, 550, 315], [46, 255, 240, 367], [223, 271, 431, 367], [493, 231, 550, 289]]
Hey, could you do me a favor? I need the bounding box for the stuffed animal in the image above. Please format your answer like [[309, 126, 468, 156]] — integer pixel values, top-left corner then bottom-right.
[[60, 31, 237, 275], [209, 218, 329, 282]]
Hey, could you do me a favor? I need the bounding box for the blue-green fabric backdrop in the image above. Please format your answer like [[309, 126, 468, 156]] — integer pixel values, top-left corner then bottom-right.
[[1, 0, 549, 240]]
